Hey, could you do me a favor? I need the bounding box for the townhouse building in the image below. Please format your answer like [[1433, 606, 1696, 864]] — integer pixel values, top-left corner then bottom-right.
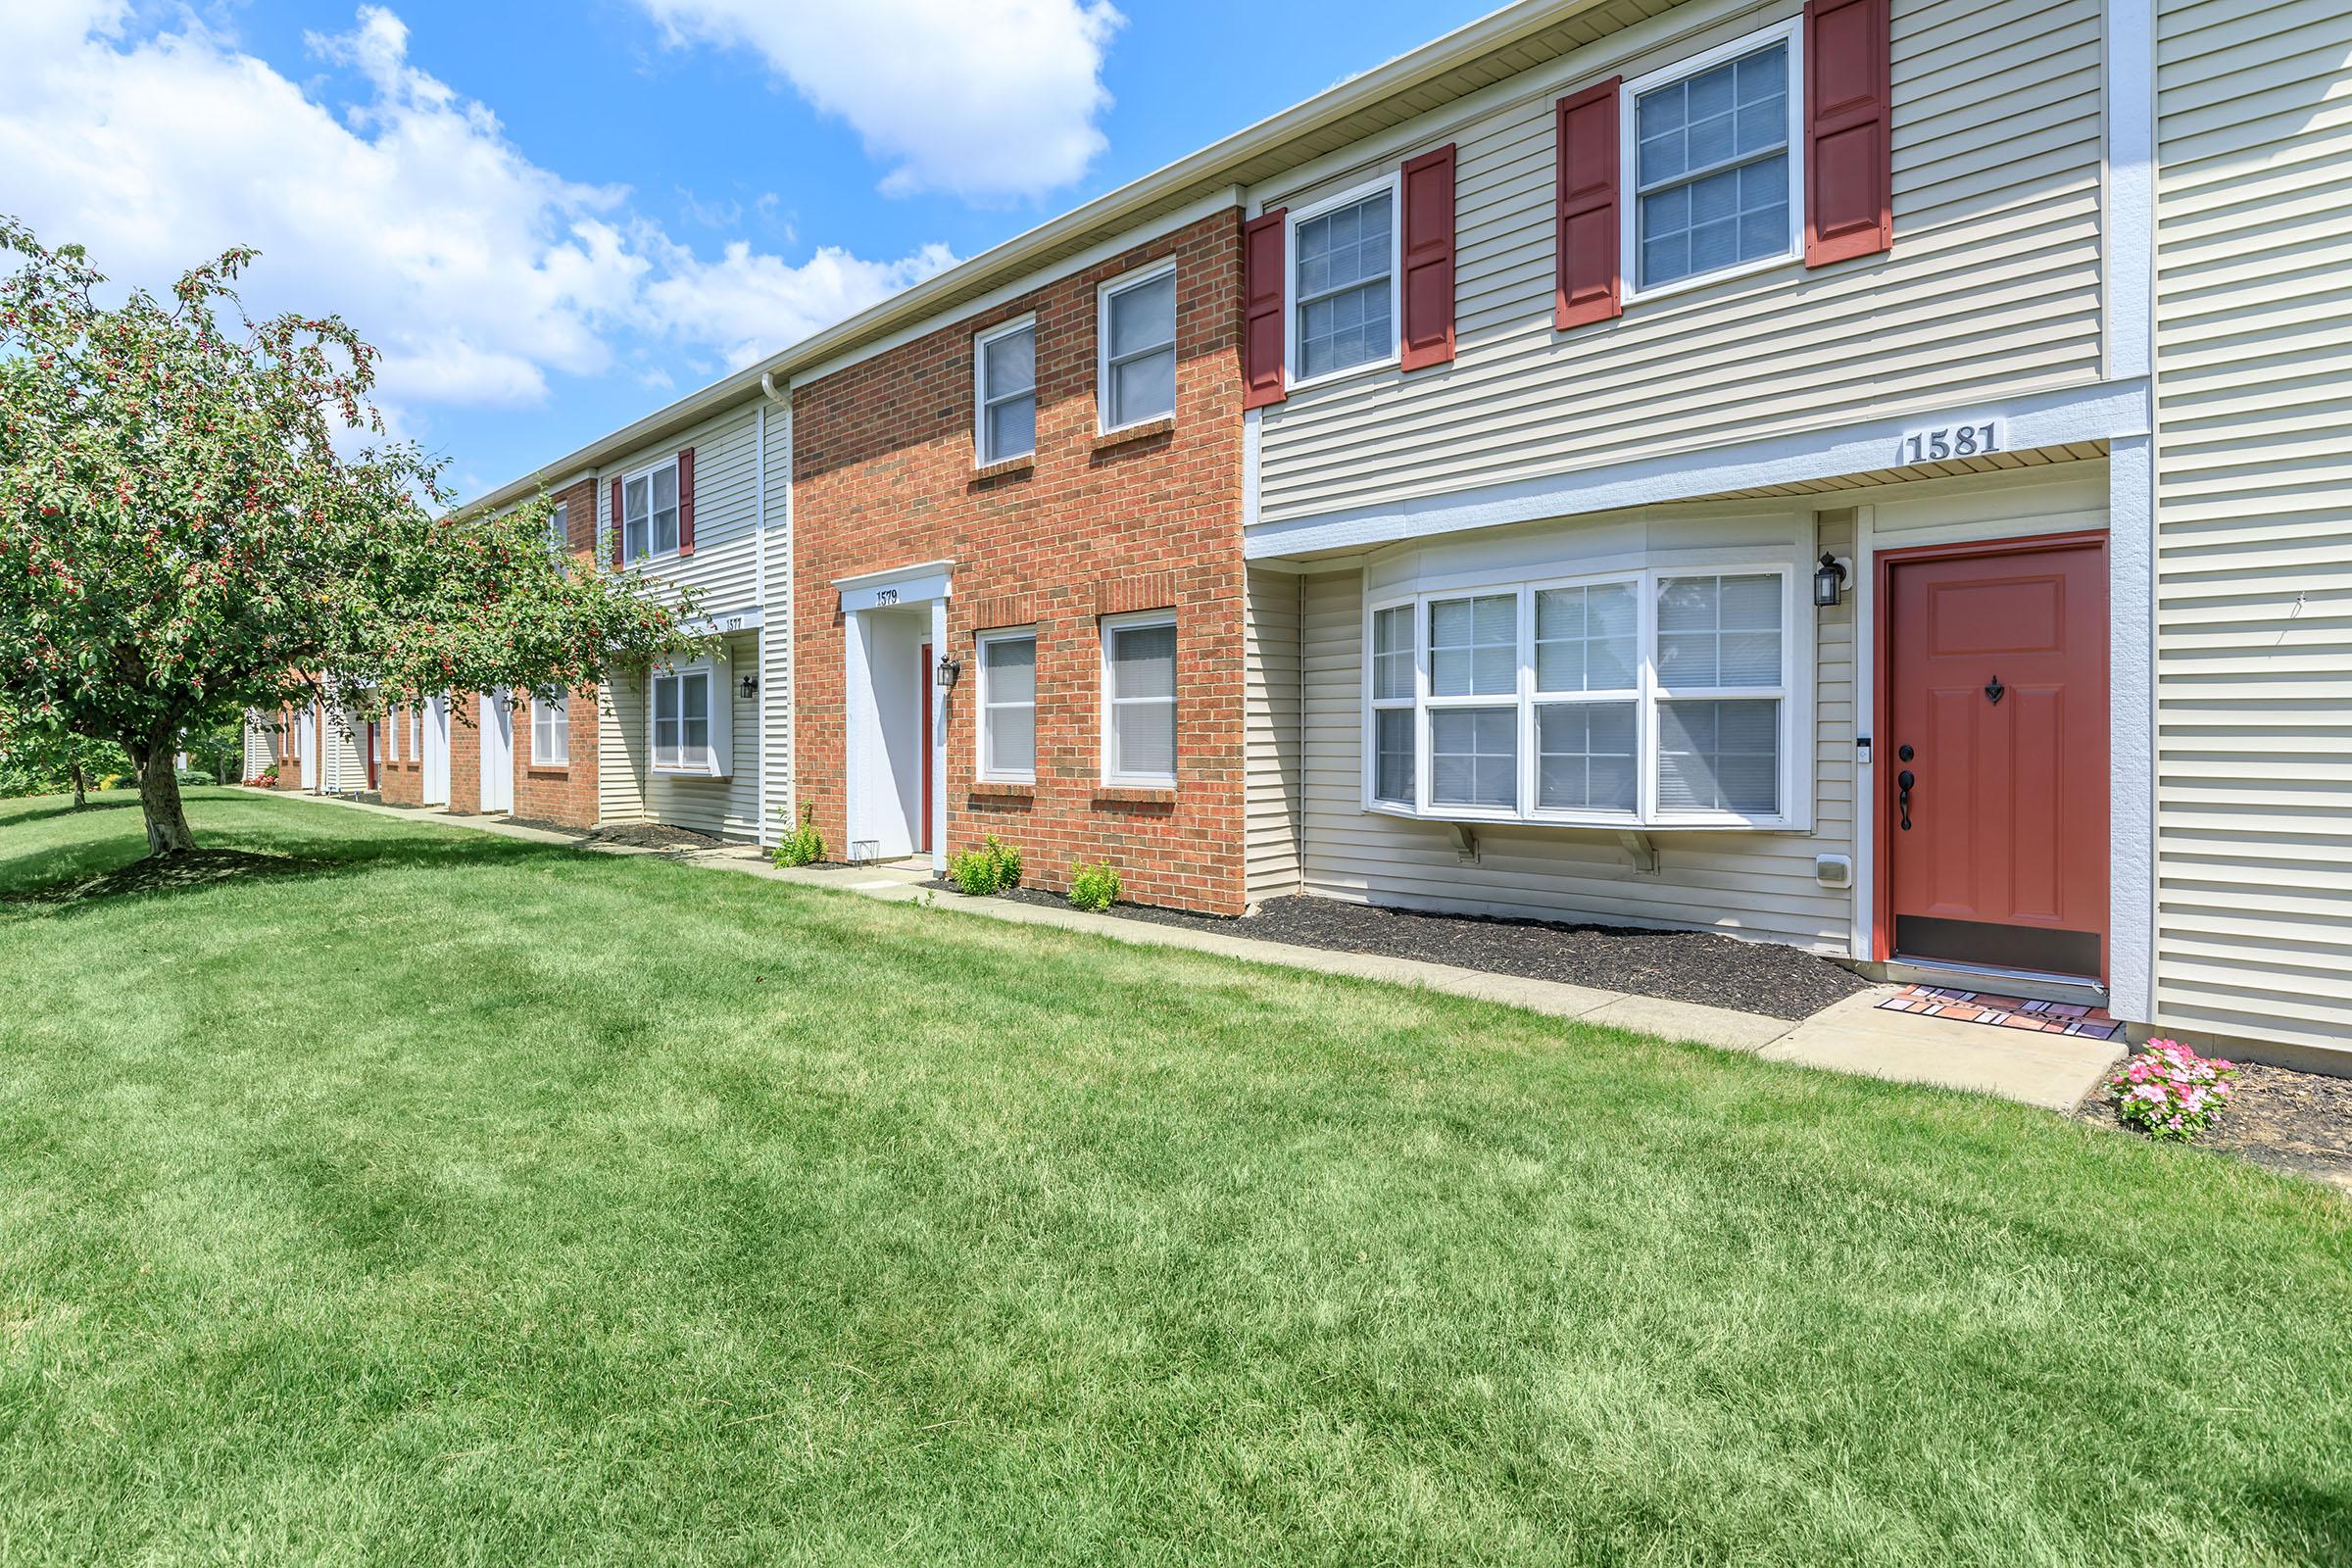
[[346, 0, 2347, 1070]]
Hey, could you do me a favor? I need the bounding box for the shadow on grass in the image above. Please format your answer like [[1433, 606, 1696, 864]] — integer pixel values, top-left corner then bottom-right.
[[2243, 1479, 2352, 1566], [3, 799, 142, 826], [0, 827, 584, 920]]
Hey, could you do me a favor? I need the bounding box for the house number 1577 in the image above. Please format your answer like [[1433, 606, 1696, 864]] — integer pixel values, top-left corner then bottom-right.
[[1899, 420, 2005, 465]]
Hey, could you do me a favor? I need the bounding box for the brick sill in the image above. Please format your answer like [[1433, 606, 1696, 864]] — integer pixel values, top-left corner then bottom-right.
[[971, 454, 1036, 482], [523, 766, 571, 780], [1092, 785, 1175, 807], [968, 780, 1035, 802], [1092, 416, 1175, 452]]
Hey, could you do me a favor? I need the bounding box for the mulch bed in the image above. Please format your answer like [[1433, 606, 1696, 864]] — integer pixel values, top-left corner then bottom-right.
[[582, 822, 727, 853], [3, 849, 310, 906], [2077, 1059, 2352, 1193], [944, 887, 1868, 1021]]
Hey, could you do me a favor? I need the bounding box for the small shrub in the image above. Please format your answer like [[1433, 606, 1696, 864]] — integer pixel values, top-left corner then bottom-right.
[[771, 804, 824, 868], [2108, 1038, 2236, 1142], [175, 768, 217, 787], [949, 835, 1024, 897], [259, 762, 280, 782], [1068, 860, 1121, 912]]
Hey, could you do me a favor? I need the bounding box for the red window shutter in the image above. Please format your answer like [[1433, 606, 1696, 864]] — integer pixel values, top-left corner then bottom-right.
[[1804, 0, 1892, 266], [677, 447, 696, 557], [1399, 145, 1457, 371], [610, 477, 624, 570], [1553, 78, 1622, 330], [1241, 209, 1288, 410]]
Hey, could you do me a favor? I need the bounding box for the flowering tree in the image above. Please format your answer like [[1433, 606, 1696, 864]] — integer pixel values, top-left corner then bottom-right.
[[0, 220, 693, 856]]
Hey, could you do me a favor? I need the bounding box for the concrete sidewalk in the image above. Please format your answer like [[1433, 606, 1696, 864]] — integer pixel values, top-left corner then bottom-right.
[[243, 788, 2126, 1112]]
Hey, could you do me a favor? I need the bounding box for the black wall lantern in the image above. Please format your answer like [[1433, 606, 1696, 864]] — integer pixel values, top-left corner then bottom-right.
[[1812, 553, 1850, 609], [738, 673, 760, 700], [936, 654, 963, 689]]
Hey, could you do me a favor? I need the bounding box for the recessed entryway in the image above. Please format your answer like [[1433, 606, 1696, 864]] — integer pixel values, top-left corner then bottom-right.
[[838, 563, 951, 870]]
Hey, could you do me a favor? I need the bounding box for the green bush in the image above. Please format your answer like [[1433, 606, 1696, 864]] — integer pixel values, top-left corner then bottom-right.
[[948, 835, 1023, 897], [1067, 861, 1121, 912], [175, 768, 217, 787], [771, 804, 824, 868]]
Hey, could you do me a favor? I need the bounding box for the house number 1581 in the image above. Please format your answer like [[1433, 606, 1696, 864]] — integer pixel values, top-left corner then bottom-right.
[[1899, 420, 2005, 465]]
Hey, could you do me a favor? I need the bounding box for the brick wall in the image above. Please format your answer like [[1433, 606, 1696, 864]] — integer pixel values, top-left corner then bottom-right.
[[446, 693, 482, 815], [509, 477, 604, 829], [792, 208, 1250, 913]]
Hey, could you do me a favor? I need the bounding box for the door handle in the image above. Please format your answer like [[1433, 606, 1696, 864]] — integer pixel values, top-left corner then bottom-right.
[[1897, 769, 1916, 832]]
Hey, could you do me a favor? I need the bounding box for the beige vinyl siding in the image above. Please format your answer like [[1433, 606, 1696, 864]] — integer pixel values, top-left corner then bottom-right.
[[761, 406, 794, 842], [1244, 566, 1306, 903], [1291, 507, 1859, 949], [600, 632, 763, 840], [243, 714, 275, 781], [598, 401, 769, 613], [323, 703, 365, 794], [1866, 461, 2109, 551], [1255, 0, 2106, 525], [2152, 0, 2352, 1056]]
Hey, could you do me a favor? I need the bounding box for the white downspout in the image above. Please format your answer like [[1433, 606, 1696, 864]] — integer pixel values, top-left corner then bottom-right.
[[759, 372, 791, 847]]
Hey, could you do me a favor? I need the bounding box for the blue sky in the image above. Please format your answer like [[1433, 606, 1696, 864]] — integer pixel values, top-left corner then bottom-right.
[[3, 0, 1494, 500]]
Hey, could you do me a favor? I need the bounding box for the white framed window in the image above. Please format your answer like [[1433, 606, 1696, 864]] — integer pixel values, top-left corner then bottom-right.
[[385, 710, 401, 762], [532, 691, 568, 766], [409, 708, 419, 760], [650, 661, 730, 777], [974, 317, 1037, 466], [1362, 564, 1802, 829], [1623, 20, 1804, 301], [1098, 264, 1177, 431], [976, 628, 1038, 782], [1287, 175, 1398, 386], [620, 457, 680, 564], [1101, 612, 1177, 787], [547, 501, 569, 555]]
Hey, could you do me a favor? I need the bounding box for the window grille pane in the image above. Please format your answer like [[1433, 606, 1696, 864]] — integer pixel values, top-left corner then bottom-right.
[[1108, 272, 1175, 358], [1113, 701, 1175, 777], [1298, 283, 1391, 380], [1536, 582, 1638, 693], [1109, 622, 1177, 700], [682, 674, 709, 723], [1109, 350, 1175, 426], [1430, 707, 1516, 808], [985, 396, 1035, 463], [1640, 152, 1788, 287], [624, 476, 649, 523], [1429, 594, 1516, 697], [654, 507, 679, 555], [1637, 43, 1787, 187], [987, 708, 1035, 775], [984, 635, 1036, 705], [1658, 573, 1781, 689], [653, 466, 677, 513], [1657, 699, 1779, 812], [1537, 702, 1638, 811], [1374, 709, 1414, 804], [985, 327, 1035, 399], [1371, 605, 1414, 701]]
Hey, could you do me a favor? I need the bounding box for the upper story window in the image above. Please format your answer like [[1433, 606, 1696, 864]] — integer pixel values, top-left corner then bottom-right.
[[1365, 566, 1800, 829], [1102, 612, 1178, 787], [977, 628, 1038, 782], [547, 501, 569, 555], [1098, 266, 1177, 430], [1291, 179, 1396, 383], [1628, 24, 1800, 296], [622, 459, 680, 563], [975, 318, 1037, 466]]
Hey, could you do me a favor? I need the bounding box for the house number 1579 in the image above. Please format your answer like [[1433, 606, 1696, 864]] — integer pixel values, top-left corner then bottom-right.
[[1899, 420, 2005, 465]]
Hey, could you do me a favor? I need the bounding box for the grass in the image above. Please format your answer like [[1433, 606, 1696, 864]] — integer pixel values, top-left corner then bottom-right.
[[0, 789, 2346, 1566]]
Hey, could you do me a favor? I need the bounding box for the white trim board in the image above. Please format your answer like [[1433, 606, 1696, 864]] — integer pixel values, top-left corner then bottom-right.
[[1244, 380, 2150, 560]]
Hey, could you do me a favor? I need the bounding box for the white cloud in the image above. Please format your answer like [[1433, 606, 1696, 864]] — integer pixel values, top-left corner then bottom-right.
[[645, 239, 956, 368], [638, 0, 1123, 200], [0, 5, 950, 432]]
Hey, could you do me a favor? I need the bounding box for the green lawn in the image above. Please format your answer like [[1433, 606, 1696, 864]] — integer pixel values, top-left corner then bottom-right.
[[0, 790, 2346, 1566]]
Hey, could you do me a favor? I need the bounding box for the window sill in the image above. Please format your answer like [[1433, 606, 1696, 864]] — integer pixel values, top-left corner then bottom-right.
[[1094, 784, 1175, 807], [1619, 248, 1800, 310], [968, 779, 1035, 801], [1092, 416, 1174, 451], [1284, 354, 1399, 397], [972, 454, 1035, 481], [524, 764, 570, 778], [1365, 800, 1804, 833]]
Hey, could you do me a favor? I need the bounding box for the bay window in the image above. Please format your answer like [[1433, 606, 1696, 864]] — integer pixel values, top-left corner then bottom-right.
[[1363, 565, 1800, 828]]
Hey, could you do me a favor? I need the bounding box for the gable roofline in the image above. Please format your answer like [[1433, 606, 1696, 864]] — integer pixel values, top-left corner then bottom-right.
[[461, 0, 1610, 515]]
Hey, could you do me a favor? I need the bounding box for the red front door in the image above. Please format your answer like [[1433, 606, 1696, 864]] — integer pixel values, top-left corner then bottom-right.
[[1882, 536, 2109, 979], [918, 641, 935, 855]]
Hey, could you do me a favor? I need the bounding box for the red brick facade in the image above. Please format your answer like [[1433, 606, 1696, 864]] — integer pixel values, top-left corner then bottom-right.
[[379, 702, 424, 808], [792, 209, 1250, 913]]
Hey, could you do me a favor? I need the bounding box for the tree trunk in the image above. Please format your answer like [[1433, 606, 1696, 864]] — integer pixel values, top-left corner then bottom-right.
[[131, 743, 197, 857], [71, 761, 87, 809]]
